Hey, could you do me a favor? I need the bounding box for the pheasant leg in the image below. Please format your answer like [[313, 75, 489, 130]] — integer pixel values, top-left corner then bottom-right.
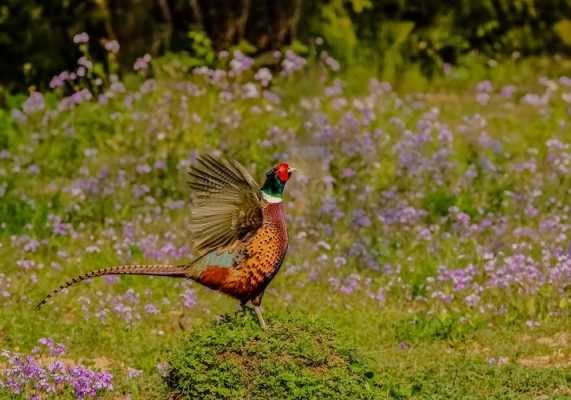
[[251, 292, 267, 329], [254, 306, 267, 330]]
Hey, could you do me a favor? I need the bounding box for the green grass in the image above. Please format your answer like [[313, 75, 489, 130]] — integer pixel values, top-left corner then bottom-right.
[[1, 54, 571, 398]]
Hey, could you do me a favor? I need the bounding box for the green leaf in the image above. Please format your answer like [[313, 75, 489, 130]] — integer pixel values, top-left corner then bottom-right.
[[554, 19, 571, 46]]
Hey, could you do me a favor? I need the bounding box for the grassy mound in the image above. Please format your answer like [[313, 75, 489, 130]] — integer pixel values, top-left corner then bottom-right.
[[165, 310, 381, 399]]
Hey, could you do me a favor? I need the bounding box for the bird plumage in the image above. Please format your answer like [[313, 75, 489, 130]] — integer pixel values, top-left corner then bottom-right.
[[37, 155, 294, 329], [35, 264, 189, 309], [188, 155, 264, 255]]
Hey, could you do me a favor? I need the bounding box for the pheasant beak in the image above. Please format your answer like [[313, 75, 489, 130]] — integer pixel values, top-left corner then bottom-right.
[[288, 167, 297, 174]]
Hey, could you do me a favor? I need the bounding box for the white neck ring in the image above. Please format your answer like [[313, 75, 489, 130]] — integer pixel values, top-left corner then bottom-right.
[[262, 192, 282, 203]]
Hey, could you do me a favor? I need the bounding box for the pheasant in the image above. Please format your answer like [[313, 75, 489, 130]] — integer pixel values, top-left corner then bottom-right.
[[37, 155, 295, 329]]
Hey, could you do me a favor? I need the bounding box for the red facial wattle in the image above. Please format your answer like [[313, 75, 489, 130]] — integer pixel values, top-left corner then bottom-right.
[[275, 163, 290, 182]]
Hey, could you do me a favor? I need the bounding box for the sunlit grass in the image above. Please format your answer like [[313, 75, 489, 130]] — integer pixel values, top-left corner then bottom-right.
[[0, 51, 570, 398]]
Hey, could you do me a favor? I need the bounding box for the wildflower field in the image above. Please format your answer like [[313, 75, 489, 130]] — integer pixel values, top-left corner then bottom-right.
[[1, 38, 571, 398]]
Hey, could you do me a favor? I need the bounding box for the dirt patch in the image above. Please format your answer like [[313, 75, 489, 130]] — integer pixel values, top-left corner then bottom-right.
[[519, 334, 533, 343], [468, 342, 491, 355], [536, 333, 569, 348], [516, 332, 571, 368], [93, 356, 114, 369], [534, 385, 571, 400], [518, 350, 571, 368]]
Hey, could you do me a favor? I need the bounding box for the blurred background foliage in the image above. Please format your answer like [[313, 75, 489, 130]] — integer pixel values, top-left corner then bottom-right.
[[0, 0, 570, 92]]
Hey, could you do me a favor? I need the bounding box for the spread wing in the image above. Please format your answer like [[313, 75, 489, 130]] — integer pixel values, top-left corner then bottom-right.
[[188, 154, 264, 256]]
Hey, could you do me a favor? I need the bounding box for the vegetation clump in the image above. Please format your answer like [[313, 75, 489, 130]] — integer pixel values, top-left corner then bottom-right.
[[165, 311, 380, 400]]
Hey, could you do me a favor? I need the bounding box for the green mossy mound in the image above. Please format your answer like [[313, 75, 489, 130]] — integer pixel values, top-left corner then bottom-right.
[[165, 311, 381, 399]]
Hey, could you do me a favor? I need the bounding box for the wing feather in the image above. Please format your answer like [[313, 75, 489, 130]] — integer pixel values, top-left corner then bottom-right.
[[188, 155, 263, 255]]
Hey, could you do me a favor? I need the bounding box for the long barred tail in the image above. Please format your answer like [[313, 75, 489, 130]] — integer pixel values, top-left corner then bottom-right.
[[36, 264, 189, 309]]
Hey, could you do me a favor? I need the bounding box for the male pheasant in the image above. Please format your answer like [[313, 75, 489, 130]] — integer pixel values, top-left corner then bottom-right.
[[37, 155, 295, 329]]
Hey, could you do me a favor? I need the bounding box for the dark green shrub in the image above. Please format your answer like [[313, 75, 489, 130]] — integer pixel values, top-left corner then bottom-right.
[[165, 310, 381, 400]]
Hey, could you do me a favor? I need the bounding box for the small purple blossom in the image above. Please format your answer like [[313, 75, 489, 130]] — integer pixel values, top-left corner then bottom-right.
[[181, 288, 197, 309], [73, 32, 89, 44], [22, 92, 45, 114], [104, 40, 120, 54], [281, 50, 306, 76], [229, 50, 253, 75], [134, 54, 152, 71], [127, 368, 143, 379], [254, 68, 272, 86], [144, 303, 159, 314]]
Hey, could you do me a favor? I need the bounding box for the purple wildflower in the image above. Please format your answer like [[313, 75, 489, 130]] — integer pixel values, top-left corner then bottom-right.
[[73, 32, 89, 44], [181, 288, 197, 309]]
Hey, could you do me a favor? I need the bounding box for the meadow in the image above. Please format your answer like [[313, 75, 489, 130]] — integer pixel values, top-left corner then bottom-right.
[[0, 38, 571, 398]]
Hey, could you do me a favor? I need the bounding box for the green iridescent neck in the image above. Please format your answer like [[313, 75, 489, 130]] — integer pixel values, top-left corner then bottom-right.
[[261, 173, 285, 203]]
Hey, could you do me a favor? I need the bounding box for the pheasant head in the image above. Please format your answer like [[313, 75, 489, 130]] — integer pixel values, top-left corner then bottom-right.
[[261, 162, 295, 203]]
